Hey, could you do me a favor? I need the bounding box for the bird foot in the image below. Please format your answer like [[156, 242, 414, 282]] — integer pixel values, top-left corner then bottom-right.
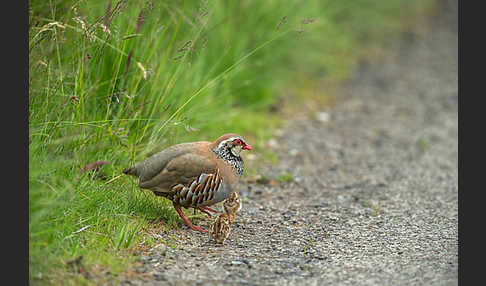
[[189, 224, 208, 233], [174, 203, 208, 233]]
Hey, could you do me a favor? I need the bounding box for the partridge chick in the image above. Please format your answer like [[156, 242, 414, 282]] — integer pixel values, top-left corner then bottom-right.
[[209, 213, 231, 244], [223, 192, 242, 223], [123, 134, 251, 233]]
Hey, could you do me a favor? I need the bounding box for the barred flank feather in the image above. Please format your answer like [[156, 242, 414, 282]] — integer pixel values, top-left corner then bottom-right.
[[172, 169, 224, 207]]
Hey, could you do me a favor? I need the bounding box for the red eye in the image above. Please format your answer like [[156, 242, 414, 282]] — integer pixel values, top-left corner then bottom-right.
[[234, 139, 242, 145]]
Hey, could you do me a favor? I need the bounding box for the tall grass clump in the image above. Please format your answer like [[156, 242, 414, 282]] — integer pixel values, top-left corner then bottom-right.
[[29, 0, 436, 284]]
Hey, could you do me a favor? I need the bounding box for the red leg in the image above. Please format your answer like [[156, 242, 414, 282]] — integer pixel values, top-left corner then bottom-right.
[[173, 203, 208, 233], [202, 206, 218, 213], [195, 207, 212, 217]]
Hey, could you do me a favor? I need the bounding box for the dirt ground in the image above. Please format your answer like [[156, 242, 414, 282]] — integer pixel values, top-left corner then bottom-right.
[[120, 1, 457, 285]]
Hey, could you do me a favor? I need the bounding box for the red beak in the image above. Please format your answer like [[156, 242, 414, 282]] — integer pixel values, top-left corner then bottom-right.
[[242, 144, 252, 150]]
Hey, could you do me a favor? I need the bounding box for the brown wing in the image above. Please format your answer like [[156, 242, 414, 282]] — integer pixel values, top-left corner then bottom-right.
[[124, 143, 198, 181], [138, 152, 218, 192]]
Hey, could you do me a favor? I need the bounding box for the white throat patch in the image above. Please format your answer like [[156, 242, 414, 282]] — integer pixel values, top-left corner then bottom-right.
[[231, 145, 243, 157]]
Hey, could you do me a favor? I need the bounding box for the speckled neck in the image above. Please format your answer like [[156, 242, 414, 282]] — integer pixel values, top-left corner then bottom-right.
[[212, 146, 244, 176]]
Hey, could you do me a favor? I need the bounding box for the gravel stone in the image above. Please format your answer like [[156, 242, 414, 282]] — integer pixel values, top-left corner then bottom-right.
[[120, 1, 457, 285]]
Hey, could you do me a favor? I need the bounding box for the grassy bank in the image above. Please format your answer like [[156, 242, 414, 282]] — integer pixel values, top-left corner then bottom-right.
[[29, 0, 436, 284]]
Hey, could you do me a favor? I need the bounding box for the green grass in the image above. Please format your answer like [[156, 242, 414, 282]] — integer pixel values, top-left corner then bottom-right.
[[29, 0, 436, 284], [276, 172, 295, 184]]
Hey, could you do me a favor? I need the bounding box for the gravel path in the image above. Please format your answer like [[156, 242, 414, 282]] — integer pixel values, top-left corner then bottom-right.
[[121, 1, 457, 285]]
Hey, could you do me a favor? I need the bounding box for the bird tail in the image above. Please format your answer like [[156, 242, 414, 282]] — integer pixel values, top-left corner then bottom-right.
[[122, 166, 137, 176]]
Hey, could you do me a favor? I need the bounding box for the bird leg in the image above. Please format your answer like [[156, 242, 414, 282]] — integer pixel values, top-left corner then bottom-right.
[[228, 211, 236, 223], [202, 206, 218, 213], [192, 206, 216, 216], [173, 203, 208, 233], [194, 206, 212, 217]]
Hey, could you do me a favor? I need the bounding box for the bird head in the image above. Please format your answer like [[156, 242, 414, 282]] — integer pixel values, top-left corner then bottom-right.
[[212, 133, 252, 158]]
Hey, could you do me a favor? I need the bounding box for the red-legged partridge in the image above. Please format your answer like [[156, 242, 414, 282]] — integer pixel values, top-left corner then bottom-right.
[[123, 133, 251, 233], [209, 213, 231, 244], [223, 192, 242, 223]]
